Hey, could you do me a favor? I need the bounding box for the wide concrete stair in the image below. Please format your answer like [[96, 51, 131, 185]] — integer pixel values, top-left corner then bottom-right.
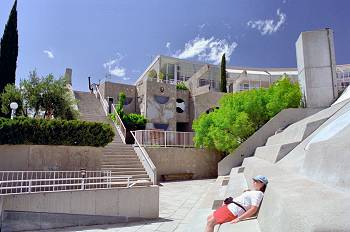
[[184, 97, 350, 232], [74, 91, 152, 187]]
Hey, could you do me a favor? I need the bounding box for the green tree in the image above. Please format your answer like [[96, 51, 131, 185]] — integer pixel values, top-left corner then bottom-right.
[[20, 71, 78, 119], [39, 74, 78, 119], [116, 92, 126, 118], [20, 71, 42, 117], [220, 53, 227, 93], [193, 77, 302, 154], [0, 83, 23, 116], [266, 75, 302, 117], [0, 0, 18, 93]]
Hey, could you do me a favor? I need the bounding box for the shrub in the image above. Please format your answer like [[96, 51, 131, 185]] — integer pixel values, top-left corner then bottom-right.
[[176, 82, 188, 90], [193, 77, 302, 154], [123, 113, 147, 130], [147, 69, 157, 79], [0, 117, 114, 146]]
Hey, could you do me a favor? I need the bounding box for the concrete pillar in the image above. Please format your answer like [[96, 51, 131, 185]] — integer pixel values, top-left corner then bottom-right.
[[296, 29, 338, 108], [0, 196, 3, 228], [65, 68, 73, 86]]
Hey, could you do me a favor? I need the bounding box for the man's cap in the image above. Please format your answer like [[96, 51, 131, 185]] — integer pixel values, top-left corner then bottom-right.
[[253, 175, 268, 185]]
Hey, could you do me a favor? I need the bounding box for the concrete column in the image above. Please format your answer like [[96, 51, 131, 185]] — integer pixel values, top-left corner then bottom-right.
[[0, 196, 3, 227], [65, 68, 73, 86], [296, 29, 338, 108]]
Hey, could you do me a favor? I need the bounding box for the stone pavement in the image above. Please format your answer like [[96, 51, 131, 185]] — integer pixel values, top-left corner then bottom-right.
[[40, 179, 215, 232]]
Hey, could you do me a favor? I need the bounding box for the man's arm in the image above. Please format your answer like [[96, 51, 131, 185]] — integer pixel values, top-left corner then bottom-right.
[[230, 206, 258, 224]]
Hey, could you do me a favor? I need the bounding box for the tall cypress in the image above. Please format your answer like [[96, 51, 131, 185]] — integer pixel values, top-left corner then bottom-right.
[[220, 53, 227, 93], [0, 0, 18, 93]]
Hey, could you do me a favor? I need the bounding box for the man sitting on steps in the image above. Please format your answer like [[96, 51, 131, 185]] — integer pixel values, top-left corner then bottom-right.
[[205, 175, 268, 232]]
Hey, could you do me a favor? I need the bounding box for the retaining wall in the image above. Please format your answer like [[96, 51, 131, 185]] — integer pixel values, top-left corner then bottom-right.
[[146, 147, 221, 179], [1, 186, 159, 231], [0, 145, 103, 171]]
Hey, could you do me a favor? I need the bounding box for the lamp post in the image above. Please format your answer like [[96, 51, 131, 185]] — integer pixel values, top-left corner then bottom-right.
[[10, 102, 18, 119]]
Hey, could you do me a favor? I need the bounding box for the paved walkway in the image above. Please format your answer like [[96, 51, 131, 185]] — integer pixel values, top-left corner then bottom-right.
[[42, 179, 215, 232]]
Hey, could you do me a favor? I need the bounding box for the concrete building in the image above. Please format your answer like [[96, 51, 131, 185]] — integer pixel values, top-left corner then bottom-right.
[[99, 54, 350, 132], [296, 28, 338, 108], [99, 56, 300, 132]]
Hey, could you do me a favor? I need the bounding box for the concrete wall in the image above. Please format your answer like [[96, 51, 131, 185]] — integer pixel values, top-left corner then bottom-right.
[[296, 29, 338, 108], [145, 147, 221, 179], [192, 92, 224, 119], [0, 145, 102, 171], [100, 81, 137, 114], [176, 89, 190, 123], [218, 108, 322, 176], [1, 186, 159, 231], [145, 80, 177, 131]]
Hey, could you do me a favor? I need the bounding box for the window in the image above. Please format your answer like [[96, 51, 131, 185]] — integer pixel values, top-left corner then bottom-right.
[[199, 79, 209, 87], [239, 83, 250, 91], [176, 99, 185, 113], [209, 80, 216, 89], [166, 64, 175, 81]]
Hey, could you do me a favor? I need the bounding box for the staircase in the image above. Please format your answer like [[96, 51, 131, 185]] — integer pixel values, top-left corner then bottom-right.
[[74, 91, 152, 187]]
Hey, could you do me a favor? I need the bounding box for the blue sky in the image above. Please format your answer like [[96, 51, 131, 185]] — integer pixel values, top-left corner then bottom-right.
[[0, 0, 349, 91]]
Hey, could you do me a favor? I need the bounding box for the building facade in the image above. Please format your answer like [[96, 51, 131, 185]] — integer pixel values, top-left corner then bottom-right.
[[99, 55, 350, 132]]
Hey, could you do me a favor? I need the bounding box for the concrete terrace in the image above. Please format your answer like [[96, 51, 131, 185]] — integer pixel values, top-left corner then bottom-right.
[[34, 179, 216, 232]]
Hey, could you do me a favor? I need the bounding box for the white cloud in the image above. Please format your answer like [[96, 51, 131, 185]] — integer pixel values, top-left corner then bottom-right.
[[247, 9, 286, 35], [132, 69, 141, 73], [166, 42, 171, 49], [43, 50, 54, 59], [173, 36, 237, 65], [110, 67, 126, 77], [198, 23, 206, 30], [103, 53, 126, 77]]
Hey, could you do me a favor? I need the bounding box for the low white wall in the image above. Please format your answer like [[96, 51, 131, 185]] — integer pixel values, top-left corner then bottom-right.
[[2, 186, 159, 219], [146, 147, 221, 179], [0, 145, 103, 171], [218, 108, 322, 176]]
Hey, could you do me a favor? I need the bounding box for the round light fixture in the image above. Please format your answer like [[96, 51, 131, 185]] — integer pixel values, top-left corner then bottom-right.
[[10, 102, 18, 110]]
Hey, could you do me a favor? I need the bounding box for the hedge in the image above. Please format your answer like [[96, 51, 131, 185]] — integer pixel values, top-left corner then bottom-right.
[[0, 117, 115, 147]]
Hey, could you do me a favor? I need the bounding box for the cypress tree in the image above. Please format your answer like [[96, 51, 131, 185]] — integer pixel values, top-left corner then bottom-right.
[[220, 53, 227, 93], [0, 0, 18, 93]]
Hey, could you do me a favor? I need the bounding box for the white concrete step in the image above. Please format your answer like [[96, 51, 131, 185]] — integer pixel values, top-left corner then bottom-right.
[[217, 219, 261, 232], [102, 154, 138, 160], [101, 161, 141, 166], [178, 177, 228, 232], [109, 171, 148, 176], [225, 167, 248, 198], [101, 164, 143, 168], [254, 142, 299, 164], [101, 167, 145, 172]]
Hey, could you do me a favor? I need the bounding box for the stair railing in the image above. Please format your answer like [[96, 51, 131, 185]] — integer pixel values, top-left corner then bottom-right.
[[131, 131, 157, 185], [94, 84, 127, 143]]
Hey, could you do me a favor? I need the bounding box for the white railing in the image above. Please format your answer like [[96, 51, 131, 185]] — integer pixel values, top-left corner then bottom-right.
[[133, 130, 195, 148], [0, 171, 136, 195], [94, 85, 127, 143], [130, 132, 157, 185], [111, 103, 127, 141]]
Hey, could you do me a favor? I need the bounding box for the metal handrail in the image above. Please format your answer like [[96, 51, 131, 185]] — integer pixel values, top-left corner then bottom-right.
[[130, 131, 157, 185], [133, 130, 195, 148], [111, 103, 127, 141], [94, 85, 126, 143], [94, 85, 109, 116], [0, 175, 134, 195]]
